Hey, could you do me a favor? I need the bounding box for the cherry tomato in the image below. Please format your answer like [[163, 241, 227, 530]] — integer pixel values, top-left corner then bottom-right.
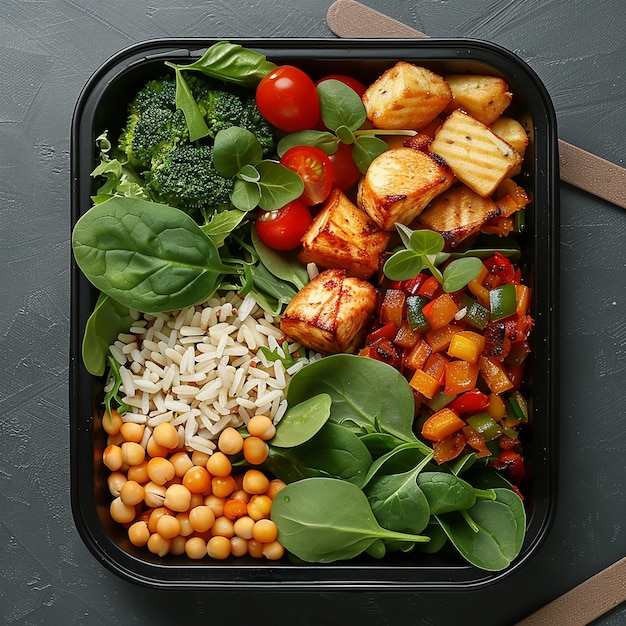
[[255, 200, 313, 251], [280, 146, 334, 206], [316, 74, 367, 97], [256, 65, 320, 132], [327, 142, 361, 191]]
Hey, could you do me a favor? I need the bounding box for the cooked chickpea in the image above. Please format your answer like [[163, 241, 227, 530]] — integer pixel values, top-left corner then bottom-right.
[[164, 484, 192, 513], [242, 469, 270, 495], [242, 436, 269, 465], [103, 444, 123, 471], [176, 512, 194, 537], [110, 497, 136, 524], [206, 451, 232, 477], [185, 536, 208, 560], [266, 478, 287, 500], [146, 457, 175, 485], [107, 471, 127, 497], [247, 414, 276, 440], [188, 505, 215, 533], [148, 507, 172, 533], [143, 481, 166, 508], [169, 535, 187, 556], [102, 409, 123, 436], [147, 532, 171, 557], [189, 493, 204, 509], [207, 535, 231, 560], [170, 451, 194, 477], [262, 540, 285, 561], [252, 519, 278, 543], [211, 475, 237, 498], [128, 521, 150, 547], [229, 489, 250, 503], [211, 516, 235, 538], [156, 514, 182, 539], [119, 480, 145, 506], [230, 536, 248, 557], [127, 459, 149, 484], [247, 494, 272, 521], [121, 441, 145, 466], [233, 515, 255, 540], [223, 499, 248, 520], [191, 450, 211, 467], [146, 436, 169, 458], [119, 422, 144, 443], [203, 495, 226, 518], [182, 465, 212, 494], [247, 539, 264, 559], [217, 427, 244, 455], [152, 422, 179, 449]]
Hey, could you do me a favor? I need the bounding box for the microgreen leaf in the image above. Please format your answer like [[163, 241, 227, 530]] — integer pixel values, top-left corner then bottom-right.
[[230, 178, 261, 211], [352, 135, 389, 174], [255, 160, 304, 211], [239, 164, 261, 183], [442, 257, 483, 293], [383, 249, 425, 281], [201, 209, 249, 247], [214, 127, 263, 178], [410, 229, 445, 256], [277, 130, 339, 157], [171, 67, 210, 142], [317, 79, 366, 131]]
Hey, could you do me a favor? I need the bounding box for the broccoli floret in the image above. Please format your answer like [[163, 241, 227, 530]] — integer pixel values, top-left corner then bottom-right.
[[145, 143, 234, 215], [240, 97, 275, 156], [118, 76, 188, 169]]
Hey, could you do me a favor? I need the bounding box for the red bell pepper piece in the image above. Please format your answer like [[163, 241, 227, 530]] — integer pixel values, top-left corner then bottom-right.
[[490, 448, 526, 485], [448, 389, 490, 414], [483, 252, 518, 286], [401, 273, 429, 295], [418, 275, 441, 299], [365, 321, 397, 346]]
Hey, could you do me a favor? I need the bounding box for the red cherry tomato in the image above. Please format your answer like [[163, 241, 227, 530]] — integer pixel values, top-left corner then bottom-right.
[[280, 146, 334, 206], [327, 142, 361, 191], [316, 74, 367, 97], [256, 65, 320, 132], [255, 200, 313, 251]]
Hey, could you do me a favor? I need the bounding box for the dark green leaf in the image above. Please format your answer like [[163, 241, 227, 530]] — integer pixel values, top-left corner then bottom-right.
[[317, 79, 366, 132], [214, 127, 263, 178], [383, 249, 424, 281], [270, 394, 332, 448], [410, 229, 445, 256], [277, 130, 339, 157], [256, 160, 304, 211], [171, 67, 210, 142], [442, 257, 483, 292], [352, 135, 388, 174], [252, 231, 309, 291], [230, 178, 261, 211], [201, 209, 248, 248]]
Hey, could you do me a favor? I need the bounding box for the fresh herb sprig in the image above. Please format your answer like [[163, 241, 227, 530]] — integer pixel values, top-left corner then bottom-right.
[[383, 225, 483, 293], [277, 80, 416, 174]]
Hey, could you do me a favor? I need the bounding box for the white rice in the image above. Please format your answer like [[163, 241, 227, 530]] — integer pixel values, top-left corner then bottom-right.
[[104, 291, 318, 454]]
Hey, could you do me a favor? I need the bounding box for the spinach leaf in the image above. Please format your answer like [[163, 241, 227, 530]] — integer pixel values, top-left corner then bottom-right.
[[435, 488, 526, 571], [286, 354, 418, 443], [270, 394, 331, 448], [416, 522, 449, 554], [360, 441, 432, 489], [251, 232, 309, 291], [271, 477, 429, 563], [200, 209, 248, 248], [416, 472, 495, 515], [359, 432, 411, 459], [72, 196, 230, 313], [82, 292, 134, 376], [264, 422, 372, 486]]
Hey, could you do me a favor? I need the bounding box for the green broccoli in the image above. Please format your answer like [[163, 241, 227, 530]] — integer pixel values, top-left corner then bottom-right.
[[240, 98, 275, 156], [144, 143, 234, 216]]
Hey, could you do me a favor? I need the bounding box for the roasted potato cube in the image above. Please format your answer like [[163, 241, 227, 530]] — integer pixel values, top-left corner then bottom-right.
[[298, 188, 391, 280], [357, 147, 454, 231], [416, 185, 500, 249], [363, 61, 453, 130], [429, 110, 523, 197], [491, 116, 528, 177], [280, 269, 378, 354], [444, 74, 512, 125]]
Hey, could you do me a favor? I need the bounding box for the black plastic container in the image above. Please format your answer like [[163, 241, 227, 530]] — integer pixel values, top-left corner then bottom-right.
[[70, 38, 559, 589]]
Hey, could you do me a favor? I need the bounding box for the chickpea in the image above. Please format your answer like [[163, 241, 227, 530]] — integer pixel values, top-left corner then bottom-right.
[[266, 478, 287, 500], [230, 536, 248, 557], [156, 514, 182, 539], [143, 481, 166, 508], [119, 480, 145, 506], [147, 532, 171, 557], [189, 493, 204, 509], [247, 539, 264, 559], [211, 475, 237, 499], [242, 436, 269, 465], [203, 494, 226, 518], [233, 515, 255, 540], [103, 444, 123, 471], [107, 471, 127, 498], [146, 436, 169, 458], [223, 499, 248, 521], [247, 414, 276, 440], [217, 427, 244, 455], [191, 450, 211, 467], [128, 520, 150, 547], [185, 536, 208, 560], [206, 451, 232, 478], [182, 465, 212, 494], [127, 459, 149, 484], [102, 408, 123, 436], [110, 497, 136, 524], [169, 535, 187, 556], [148, 507, 173, 534], [188, 505, 215, 533], [164, 484, 192, 513], [170, 451, 194, 477], [152, 422, 179, 449], [176, 512, 194, 537], [119, 422, 144, 443], [207, 535, 231, 560], [146, 457, 175, 485], [252, 519, 278, 543], [211, 516, 235, 538], [262, 540, 285, 561], [121, 441, 145, 466], [229, 489, 250, 503], [247, 495, 272, 521], [242, 469, 270, 495]]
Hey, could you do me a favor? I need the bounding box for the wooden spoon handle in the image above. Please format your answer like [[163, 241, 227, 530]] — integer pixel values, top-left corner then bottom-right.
[[326, 0, 626, 209]]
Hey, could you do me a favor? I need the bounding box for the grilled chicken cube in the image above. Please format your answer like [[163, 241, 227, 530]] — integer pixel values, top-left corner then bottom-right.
[[362, 61, 453, 130], [429, 110, 523, 197], [280, 269, 377, 354], [357, 147, 454, 231], [444, 74, 512, 125], [490, 116, 529, 177], [416, 185, 500, 249], [298, 188, 391, 280]]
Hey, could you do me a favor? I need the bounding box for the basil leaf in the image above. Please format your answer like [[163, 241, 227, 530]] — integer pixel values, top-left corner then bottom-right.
[[201, 209, 248, 248], [442, 257, 483, 293], [72, 196, 227, 313], [256, 160, 304, 211], [277, 130, 339, 157], [352, 135, 388, 174], [82, 293, 134, 376], [214, 127, 263, 178], [317, 79, 366, 132], [171, 67, 210, 142], [166, 41, 276, 87], [383, 249, 424, 281], [270, 394, 332, 448]]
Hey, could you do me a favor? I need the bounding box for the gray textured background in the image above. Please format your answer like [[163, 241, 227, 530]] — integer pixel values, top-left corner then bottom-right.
[[1, 1, 624, 624]]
